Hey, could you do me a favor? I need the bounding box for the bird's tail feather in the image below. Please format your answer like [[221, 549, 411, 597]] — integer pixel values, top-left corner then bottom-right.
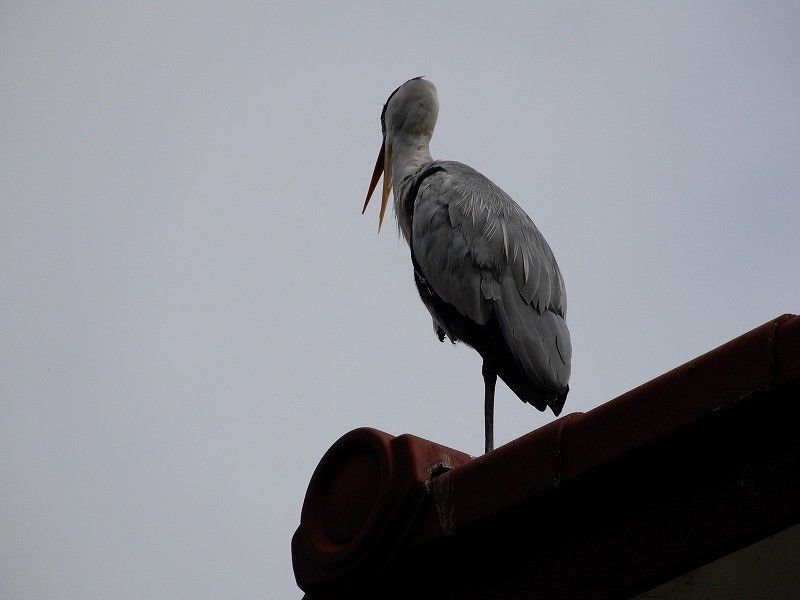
[[492, 277, 571, 415]]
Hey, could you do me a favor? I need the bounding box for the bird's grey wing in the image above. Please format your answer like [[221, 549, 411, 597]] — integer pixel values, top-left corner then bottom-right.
[[411, 161, 571, 393]]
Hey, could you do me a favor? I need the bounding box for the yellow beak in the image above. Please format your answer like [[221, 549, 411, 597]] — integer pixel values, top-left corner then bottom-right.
[[361, 138, 392, 232]]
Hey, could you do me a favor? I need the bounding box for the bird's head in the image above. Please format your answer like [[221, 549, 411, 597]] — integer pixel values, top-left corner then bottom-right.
[[362, 77, 439, 231]]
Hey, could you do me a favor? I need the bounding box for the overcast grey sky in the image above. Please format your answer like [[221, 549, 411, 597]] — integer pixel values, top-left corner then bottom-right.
[[2, 2, 799, 598]]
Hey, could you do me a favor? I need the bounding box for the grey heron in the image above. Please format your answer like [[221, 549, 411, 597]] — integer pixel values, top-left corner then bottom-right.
[[362, 77, 571, 453]]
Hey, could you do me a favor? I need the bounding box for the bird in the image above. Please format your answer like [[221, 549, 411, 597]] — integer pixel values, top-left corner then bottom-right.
[[362, 77, 571, 453]]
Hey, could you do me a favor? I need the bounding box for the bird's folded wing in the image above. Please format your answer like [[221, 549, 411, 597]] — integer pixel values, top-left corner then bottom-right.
[[410, 161, 571, 392]]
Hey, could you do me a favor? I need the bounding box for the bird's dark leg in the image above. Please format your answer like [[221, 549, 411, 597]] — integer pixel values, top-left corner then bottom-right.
[[482, 362, 497, 454]]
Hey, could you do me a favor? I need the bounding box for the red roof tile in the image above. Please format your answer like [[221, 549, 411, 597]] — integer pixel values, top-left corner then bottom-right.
[[293, 315, 800, 598]]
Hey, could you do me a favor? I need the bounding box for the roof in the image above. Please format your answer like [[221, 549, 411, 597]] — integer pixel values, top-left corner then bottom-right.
[[292, 314, 800, 599]]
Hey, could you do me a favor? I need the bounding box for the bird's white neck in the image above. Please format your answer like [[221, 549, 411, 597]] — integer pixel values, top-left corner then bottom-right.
[[390, 133, 433, 243], [391, 132, 433, 189]]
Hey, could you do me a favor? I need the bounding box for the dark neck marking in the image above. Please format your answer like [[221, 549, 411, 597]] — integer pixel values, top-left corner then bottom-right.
[[402, 164, 446, 225]]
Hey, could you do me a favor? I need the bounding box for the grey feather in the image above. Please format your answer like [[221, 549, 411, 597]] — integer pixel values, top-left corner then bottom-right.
[[407, 161, 571, 396]]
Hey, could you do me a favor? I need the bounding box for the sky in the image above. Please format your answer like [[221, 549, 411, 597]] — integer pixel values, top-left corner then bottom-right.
[[2, 2, 799, 598]]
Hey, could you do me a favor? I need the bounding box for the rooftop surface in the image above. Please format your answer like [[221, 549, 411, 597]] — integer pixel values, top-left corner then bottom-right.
[[293, 314, 800, 599]]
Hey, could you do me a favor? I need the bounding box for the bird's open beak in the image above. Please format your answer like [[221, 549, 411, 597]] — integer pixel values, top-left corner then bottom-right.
[[361, 137, 392, 232]]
